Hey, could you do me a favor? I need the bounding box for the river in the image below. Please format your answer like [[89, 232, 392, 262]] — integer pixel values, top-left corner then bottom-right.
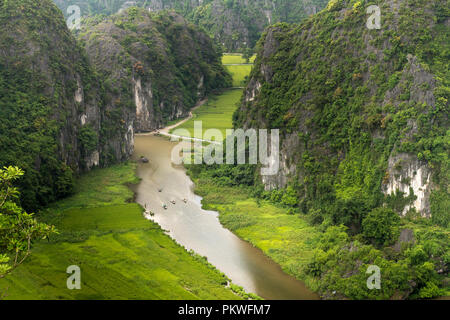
[[132, 133, 319, 300]]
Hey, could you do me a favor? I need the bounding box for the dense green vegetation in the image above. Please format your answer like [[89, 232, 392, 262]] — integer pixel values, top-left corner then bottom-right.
[[187, 168, 449, 299], [0, 0, 98, 211], [234, 0, 449, 228], [54, 0, 329, 51], [2, 0, 447, 301], [186, 0, 449, 299], [0, 1, 230, 211], [79, 8, 232, 130], [0, 162, 241, 300], [0, 166, 56, 279]]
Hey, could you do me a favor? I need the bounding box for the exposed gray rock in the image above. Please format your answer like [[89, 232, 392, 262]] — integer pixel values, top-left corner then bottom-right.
[[393, 229, 415, 252], [383, 153, 433, 217]]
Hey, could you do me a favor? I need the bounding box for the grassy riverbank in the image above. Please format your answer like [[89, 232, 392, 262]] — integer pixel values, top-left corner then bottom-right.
[[188, 176, 319, 289], [170, 89, 242, 139], [0, 162, 240, 300], [188, 171, 450, 300]]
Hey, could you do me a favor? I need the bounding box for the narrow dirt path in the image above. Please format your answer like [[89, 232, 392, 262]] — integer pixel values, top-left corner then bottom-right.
[[151, 98, 221, 145], [159, 98, 208, 135]]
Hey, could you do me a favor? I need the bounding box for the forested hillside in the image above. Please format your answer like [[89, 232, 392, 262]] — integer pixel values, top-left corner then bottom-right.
[[79, 8, 230, 132], [1, 0, 448, 302], [190, 0, 449, 299], [0, 0, 113, 210], [53, 0, 329, 51], [0, 1, 228, 210], [235, 0, 449, 226]]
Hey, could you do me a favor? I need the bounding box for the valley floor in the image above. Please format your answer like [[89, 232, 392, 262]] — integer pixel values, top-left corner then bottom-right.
[[222, 54, 255, 88], [170, 88, 242, 139], [3, 53, 446, 300], [0, 163, 240, 300], [188, 174, 450, 300]]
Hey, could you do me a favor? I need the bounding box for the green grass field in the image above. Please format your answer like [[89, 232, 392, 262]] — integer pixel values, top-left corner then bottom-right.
[[222, 54, 256, 65], [0, 163, 240, 300], [170, 89, 243, 139], [191, 178, 319, 289], [222, 54, 254, 87], [189, 176, 450, 299], [225, 65, 253, 87], [168, 54, 253, 139]]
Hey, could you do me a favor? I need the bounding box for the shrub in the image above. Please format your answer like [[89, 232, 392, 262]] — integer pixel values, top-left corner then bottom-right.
[[362, 207, 400, 246]]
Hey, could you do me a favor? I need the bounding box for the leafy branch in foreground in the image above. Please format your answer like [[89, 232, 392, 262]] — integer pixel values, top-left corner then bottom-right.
[[0, 166, 57, 279]]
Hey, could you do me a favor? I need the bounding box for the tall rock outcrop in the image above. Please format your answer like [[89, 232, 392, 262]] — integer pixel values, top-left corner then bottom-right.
[[0, 1, 229, 210], [79, 9, 231, 132], [0, 0, 112, 209], [235, 0, 449, 222], [53, 0, 329, 51]]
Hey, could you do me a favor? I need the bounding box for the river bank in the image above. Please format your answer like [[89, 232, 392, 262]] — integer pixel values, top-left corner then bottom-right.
[[187, 169, 322, 295], [188, 168, 450, 300], [0, 163, 241, 300], [132, 134, 319, 300]]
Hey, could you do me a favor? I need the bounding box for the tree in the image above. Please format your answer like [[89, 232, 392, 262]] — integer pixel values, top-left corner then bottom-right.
[[242, 48, 253, 63], [0, 166, 56, 279], [281, 186, 298, 208], [362, 207, 400, 246], [331, 197, 371, 233]]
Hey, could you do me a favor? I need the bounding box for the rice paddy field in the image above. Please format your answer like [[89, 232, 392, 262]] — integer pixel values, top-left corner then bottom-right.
[[222, 53, 255, 87], [221, 54, 256, 65], [169, 53, 253, 139], [170, 89, 243, 139], [0, 163, 240, 300], [225, 65, 253, 87]]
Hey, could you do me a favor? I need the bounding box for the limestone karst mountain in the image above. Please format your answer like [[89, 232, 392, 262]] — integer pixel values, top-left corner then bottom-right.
[[53, 0, 329, 51], [234, 0, 449, 224], [0, 1, 229, 209]]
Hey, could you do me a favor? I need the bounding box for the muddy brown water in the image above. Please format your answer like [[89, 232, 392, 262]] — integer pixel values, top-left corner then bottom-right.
[[132, 134, 319, 300]]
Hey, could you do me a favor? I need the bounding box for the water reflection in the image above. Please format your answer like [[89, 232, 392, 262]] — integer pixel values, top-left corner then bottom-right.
[[133, 134, 318, 300]]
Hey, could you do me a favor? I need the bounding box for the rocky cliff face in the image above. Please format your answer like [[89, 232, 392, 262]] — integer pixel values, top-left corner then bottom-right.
[[0, 1, 228, 210], [79, 9, 230, 133], [383, 153, 433, 216], [235, 0, 449, 220], [0, 0, 111, 209], [53, 0, 329, 52], [189, 0, 329, 51]]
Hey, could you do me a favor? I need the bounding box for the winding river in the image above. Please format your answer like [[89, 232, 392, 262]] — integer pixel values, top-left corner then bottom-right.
[[132, 134, 319, 300]]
